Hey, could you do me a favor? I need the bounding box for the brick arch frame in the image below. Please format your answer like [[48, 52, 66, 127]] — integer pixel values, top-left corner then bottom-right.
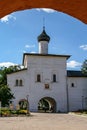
[[0, 0, 87, 24]]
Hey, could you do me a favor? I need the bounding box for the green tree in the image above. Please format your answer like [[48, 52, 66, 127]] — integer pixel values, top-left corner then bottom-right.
[[81, 59, 87, 74], [0, 65, 22, 85], [0, 85, 14, 107], [0, 65, 22, 107]]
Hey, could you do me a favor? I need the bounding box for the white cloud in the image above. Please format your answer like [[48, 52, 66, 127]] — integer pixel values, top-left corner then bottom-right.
[[23, 50, 26, 53], [30, 51, 37, 54], [0, 14, 16, 23], [36, 8, 56, 13], [80, 45, 87, 50], [23, 50, 37, 53], [25, 44, 35, 48], [0, 62, 17, 68], [67, 60, 82, 68]]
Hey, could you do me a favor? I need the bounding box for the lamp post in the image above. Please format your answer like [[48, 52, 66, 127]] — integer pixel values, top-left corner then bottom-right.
[[26, 95, 29, 115]]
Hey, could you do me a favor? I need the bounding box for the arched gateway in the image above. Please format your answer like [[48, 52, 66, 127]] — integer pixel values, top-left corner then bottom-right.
[[38, 97, 56, 113]]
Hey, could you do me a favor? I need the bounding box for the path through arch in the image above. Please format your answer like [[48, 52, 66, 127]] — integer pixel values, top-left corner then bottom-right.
[[38, 97, 56, 113]]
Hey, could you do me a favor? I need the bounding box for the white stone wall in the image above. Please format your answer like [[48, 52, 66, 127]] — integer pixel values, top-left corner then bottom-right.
[[7, 55, 87, 112], [7, 70, 30, 108], [67, 77, 87, 111], [7, 55, 68, 112], [39, 41, 49, 54], [27, 55, 68, 112]]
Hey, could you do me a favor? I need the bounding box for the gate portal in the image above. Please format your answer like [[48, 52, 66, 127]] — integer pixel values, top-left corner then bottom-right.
[[38, 97, 56, 113]]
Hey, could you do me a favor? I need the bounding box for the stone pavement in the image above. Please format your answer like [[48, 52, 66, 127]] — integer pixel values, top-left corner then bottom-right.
[[0, 113, 87, 130]]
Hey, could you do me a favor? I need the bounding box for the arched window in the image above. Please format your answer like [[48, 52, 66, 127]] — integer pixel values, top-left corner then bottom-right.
[[71, 83, 74, 87], [53, 74, 56, 82], [15, 79, 18, 86], [15, 79, 23, 86], [20, 79, 23, 86], [37, 74, 41, 82]]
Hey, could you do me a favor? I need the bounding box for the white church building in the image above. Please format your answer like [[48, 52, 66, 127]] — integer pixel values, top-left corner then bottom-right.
[[7, 27, 87, 113]]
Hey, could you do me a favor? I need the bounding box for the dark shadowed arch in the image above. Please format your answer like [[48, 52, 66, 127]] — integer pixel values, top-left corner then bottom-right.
[[19, 99, 28, 110], [38, 97, 56, 113]]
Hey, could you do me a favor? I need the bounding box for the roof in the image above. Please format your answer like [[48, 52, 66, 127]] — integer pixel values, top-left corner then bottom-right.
[[23, 53, 70, 58], [23, 53, 70, 65], [37, 27, 50, 42], [67, 70, 87, 77], [7, 68, 27, 75]]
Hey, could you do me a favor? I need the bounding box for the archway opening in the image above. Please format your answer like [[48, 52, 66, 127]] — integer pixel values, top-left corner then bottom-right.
[[38, 97, 56, 113], [19, 99, 28, 110], [0, 0, 87, 24]]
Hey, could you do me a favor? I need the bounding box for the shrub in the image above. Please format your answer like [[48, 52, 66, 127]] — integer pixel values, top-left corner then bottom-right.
[[0, 108, 30, 116], [18, 109, 28, 114], [0, 108, 11, 116]]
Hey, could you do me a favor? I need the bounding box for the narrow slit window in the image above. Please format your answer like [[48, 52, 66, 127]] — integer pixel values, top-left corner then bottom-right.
[[37, 74, 41, 82], [16, 79, 18, 86], [20, 79, 23, 86], [53, 74, 56, 82], [71, 83, 74, 87]]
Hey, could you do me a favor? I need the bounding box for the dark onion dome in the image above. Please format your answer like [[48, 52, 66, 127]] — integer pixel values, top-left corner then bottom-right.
[[37, 27, 50, 42]]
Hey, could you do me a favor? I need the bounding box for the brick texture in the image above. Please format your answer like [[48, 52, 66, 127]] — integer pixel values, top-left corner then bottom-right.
[[0, 0, 87, 24]]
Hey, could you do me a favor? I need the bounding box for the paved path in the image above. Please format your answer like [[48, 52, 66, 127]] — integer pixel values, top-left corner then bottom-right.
[[0, 113, 87, 130]]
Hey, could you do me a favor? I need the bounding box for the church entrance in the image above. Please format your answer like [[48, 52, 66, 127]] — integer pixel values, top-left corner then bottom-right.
[[38, 97, 56, 113]]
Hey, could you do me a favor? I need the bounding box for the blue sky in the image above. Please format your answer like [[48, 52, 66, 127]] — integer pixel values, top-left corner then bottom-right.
[[0, 8, 87, 70]]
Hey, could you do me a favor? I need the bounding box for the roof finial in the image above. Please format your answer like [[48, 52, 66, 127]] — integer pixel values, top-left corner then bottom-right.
[[43, 17, 45, 30]]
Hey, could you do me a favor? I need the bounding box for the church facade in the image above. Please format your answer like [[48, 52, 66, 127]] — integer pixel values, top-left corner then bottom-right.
[[7, 28, 87, 112]]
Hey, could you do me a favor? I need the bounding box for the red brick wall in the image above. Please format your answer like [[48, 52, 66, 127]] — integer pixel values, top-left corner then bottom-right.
[[0, 0, 87, 24]]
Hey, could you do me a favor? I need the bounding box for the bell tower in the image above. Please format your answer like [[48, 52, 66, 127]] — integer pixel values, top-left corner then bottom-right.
[[37, 26, 50, 54]]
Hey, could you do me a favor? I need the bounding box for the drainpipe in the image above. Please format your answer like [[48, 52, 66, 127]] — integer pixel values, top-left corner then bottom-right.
[[66, 77, 69, 113], [26, 95, 29, 115]]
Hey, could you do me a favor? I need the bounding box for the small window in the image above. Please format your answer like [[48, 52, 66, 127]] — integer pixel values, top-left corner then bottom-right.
[[53, 74, 56, 82], [15, 79, 23, 86], [71, 83, 74, 87], [15, 79, 18, 86], [20, 80, 23, 86], [37, 74, 41, 82]]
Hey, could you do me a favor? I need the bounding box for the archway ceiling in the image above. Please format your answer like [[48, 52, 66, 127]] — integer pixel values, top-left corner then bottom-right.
[[0, 0, 87, 24]]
